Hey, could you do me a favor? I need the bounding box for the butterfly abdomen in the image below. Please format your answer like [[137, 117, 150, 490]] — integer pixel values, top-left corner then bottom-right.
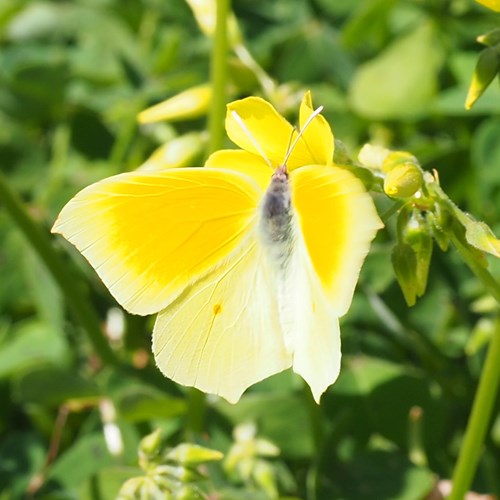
[[259, 165, 294, 267]]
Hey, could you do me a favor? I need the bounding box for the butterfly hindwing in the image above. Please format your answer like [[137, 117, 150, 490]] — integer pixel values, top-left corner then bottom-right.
[[272, 230, 341, 404], [153, 240, 292, 403]]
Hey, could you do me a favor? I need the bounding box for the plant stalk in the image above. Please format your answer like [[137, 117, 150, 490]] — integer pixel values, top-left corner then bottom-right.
[[447, 318, 500, 500], [447, 234, 500, 499], [188, 0, 232, 432], [207, 0, 230, 156]]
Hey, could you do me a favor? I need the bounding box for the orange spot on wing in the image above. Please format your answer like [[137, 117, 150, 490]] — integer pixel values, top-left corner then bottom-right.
[[213, 303, 223, 315]]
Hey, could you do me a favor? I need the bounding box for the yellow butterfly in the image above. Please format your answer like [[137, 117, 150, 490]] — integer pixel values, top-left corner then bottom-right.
[[52, 92, 383, 404]]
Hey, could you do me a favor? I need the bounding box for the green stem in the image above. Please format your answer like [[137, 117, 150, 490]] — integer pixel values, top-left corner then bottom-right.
[[0, 172, 119, 367], [303, 385, 324, 455], [451, 233, 500, 304], [185, 388, 207, 438], [379, 199, 407, 224], [447, 319, 500, 500], [109, 110, 140, 171], [207, 0, 230, 156], [446, 233, 500, 499], [418, 178, 500, 497], [188, 0, 232, 432]]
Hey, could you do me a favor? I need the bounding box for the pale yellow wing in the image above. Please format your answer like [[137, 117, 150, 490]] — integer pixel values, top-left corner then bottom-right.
[[52, 168, 262, 315], [153, 240, 292, 403], [275, 234, 341, 404], [290, 165, 383, 317]]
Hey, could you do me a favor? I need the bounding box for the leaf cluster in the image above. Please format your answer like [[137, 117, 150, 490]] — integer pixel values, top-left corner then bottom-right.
[[1, 1, 499, 499]]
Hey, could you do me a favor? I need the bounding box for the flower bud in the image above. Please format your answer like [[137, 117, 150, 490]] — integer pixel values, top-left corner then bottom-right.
[[116, 477, 145, 499], [383, 163, 423, 198], [477, 28, 500, 46], [391, 243, 418, 306], [139, 429, 163, 469], [184, 0, 242, 46], [166, 443, 223, 466], [138, 85, 212, 124], [358, 143, 390, 169], [139, 132, 206, 171], [465, 47, 500, 110], [254, 438, 280, 457], [382, 151, 419, 173], [404, 212, 433, 297]]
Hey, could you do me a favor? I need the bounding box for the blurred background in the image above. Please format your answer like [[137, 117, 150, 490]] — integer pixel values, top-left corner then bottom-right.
[[1, 0, 499, 498]]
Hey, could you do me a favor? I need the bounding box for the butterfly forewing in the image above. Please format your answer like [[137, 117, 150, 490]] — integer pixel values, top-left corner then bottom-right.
[[290, 165, 383, 317], [52, 168, 263, 316]]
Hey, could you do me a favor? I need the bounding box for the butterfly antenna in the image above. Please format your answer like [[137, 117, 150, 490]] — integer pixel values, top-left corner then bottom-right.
[[231, 111, 273, 170], [282, 105, 324, 166]]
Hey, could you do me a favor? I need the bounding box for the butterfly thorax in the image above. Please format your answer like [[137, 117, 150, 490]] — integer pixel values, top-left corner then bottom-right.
[[259, 165, 294, 268]]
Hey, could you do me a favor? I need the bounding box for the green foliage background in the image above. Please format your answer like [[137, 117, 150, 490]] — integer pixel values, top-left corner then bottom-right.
[[0, 0, 499, 498]]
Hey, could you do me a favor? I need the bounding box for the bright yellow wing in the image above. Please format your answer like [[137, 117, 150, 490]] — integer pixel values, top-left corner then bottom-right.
[[52, 168, 263, 315], [290, 165, 383, 317], [153, 240, 292, 403]]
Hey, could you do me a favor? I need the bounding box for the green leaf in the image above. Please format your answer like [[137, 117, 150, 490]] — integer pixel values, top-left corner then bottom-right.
[[47, 433, 116, 489], [115, 385, 187, 422], [79, 467, 142, 500], [328, 450, 435, 499], [342, 0, 397, 50], [340, 356, 406, 396], [23, 244, 64, 332], [14, 366, 100, 407], [5, 1, 67, 40], [465, 46, 500, 109], [274, 23, 354, 86], [0, 431, 46, 498], [358, 245, 395, 293], [0, 320, 68, 379], [471, 117, 500, 199], [215, 392, 314, 458], [435, 52, 500, 115], [349, 21, 444, 119]]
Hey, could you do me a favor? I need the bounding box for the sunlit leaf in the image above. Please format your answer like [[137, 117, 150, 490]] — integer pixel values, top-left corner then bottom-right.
[[465, 220, 500, 258], [349, 21, 444, 119]]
